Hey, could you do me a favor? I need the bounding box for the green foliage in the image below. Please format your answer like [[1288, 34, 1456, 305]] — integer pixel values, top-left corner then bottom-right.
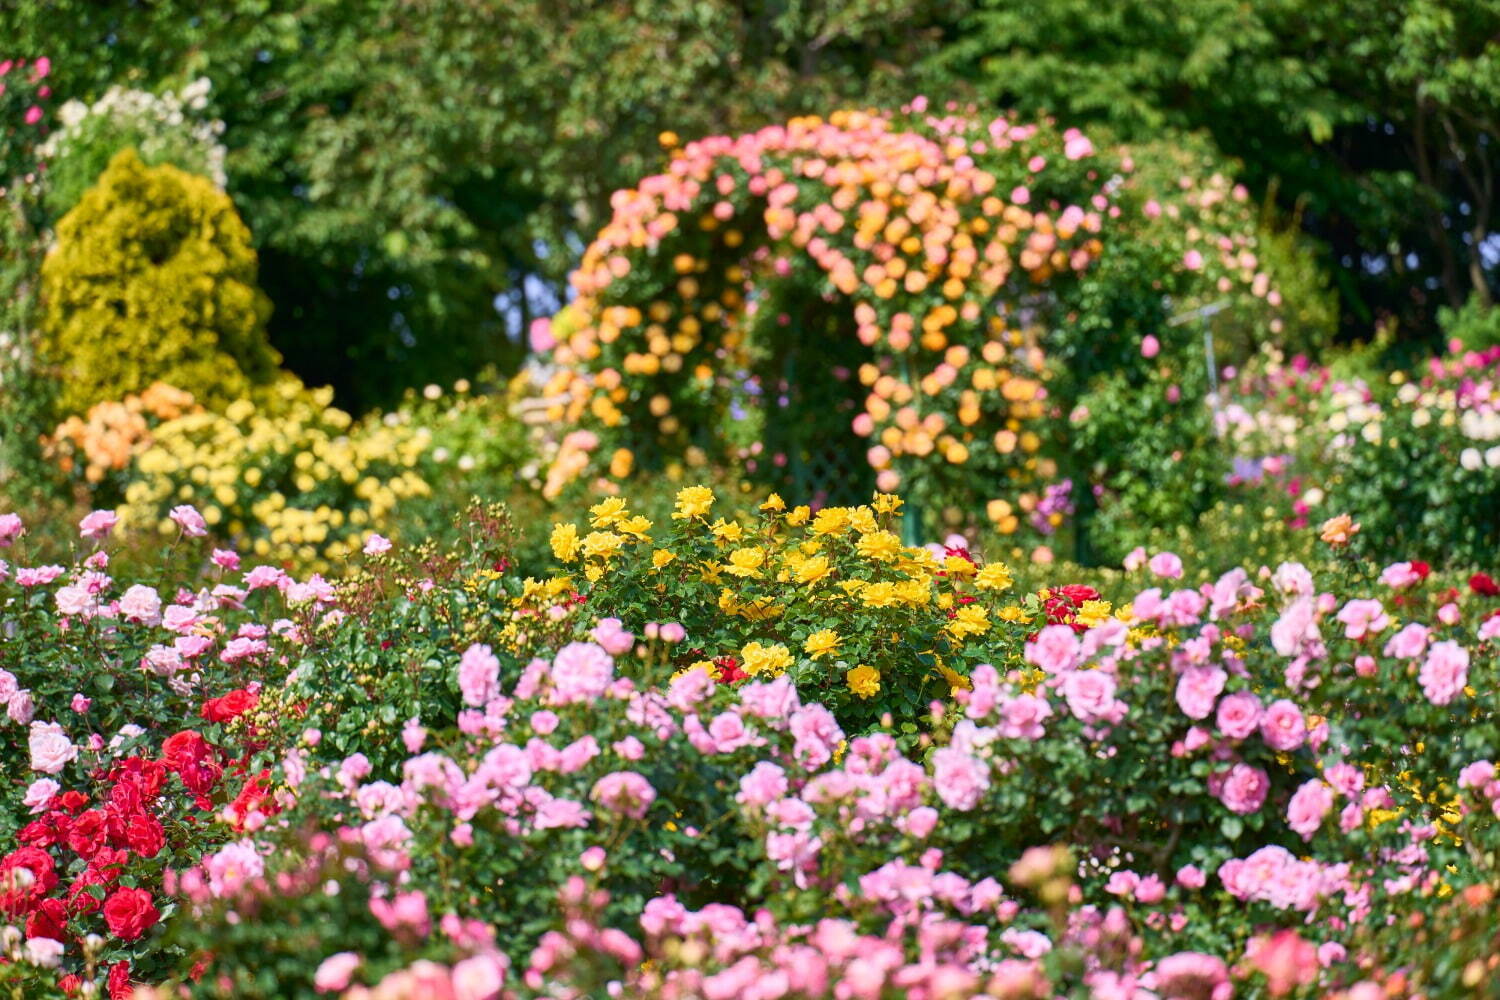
[[941, 0, 1499, 344], [1070, 358, 1228, 565], [39, 78, 226, 223], [6, 0, 963, 410], [39, 148, 279, 418], [1439, 297, 1500, 351]]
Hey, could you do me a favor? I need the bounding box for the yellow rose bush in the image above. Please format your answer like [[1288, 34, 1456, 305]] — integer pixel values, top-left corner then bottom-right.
[[118, 377, 432, 572], [545, 485, 1115, 729]]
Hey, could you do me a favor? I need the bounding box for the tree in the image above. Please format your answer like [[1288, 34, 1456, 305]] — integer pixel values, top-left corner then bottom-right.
[[4, 0, 965, 410], [939, 0, 1500, 342]]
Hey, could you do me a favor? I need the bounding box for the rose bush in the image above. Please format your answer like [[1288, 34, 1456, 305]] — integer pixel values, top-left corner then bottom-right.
[[2, 489, 1495, 998]]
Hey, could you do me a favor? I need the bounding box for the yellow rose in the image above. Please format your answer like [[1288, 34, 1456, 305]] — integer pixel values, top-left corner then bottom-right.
[[550, 523, 581, 562], [804, 629, 841, 660], [846, 664, 880, 698]]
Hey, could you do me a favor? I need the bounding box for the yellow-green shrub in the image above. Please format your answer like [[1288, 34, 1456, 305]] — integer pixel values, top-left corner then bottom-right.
[[120, 378, 433, 573], [39, 148, 278, 418]]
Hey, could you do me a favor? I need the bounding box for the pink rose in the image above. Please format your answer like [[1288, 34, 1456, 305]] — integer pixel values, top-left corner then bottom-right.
[[1216, 691, 1262, 740], [1062, 669, 1122, 724], [590, 771, 656, 819], [1286, 780, 1334, 840], [1259, 699, 1305, 751], [1218, 763, 1269, 815], [169, 505, 209, 537], [314, 952, 362, 992], [458, 644, 501, 707], [1175, 666, 1226, 721], [1419, 640, 1469, 706], [1148, 551, 1184, 579], [78, 510, 118, 541], [932, 746, 989, 811]]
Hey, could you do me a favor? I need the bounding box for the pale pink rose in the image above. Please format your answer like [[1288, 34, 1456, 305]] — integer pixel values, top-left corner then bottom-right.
[[28, 721, 77, 774], [8, 690, 34, 725], [362, 533, 392, 555], [78, 510, 118, 540], [211, 548, 240, 570], [23, 778, 59, 813], [1419, 640, 1469, 706], [1183, 249, 1205, 270], [118, 584, 162, 625]]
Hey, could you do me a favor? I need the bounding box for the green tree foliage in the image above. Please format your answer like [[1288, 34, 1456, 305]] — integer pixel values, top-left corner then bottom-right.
[[5, 0, 962, 410], [940, 0, 1500, 342], [40, 149, 279, 418]]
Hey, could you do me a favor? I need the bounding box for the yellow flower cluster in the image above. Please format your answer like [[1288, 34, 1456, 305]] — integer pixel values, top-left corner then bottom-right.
[[120, 378, 432, 572], [548, 486, 1030, 709]]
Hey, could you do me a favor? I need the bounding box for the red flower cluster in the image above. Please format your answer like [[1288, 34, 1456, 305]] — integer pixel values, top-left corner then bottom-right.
[[200, 687, 258, 723], [0, 730, 228, 996], [1470, 572, 1500, 597], [1044, 584, 1102, 634]]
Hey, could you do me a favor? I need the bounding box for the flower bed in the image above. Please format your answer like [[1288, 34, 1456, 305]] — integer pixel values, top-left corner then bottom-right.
[[0, 492, 1496, 998]]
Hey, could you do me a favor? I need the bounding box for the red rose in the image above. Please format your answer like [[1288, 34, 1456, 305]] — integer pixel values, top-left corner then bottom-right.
[[66, 871, 107, 916], [1470, 572, 1500, 597], [25, 897, 67, 940], [161, 730, 221, 795], [66, 809, 108, 860], [107, 960, 133, 1000], [58, 974, 82, 996], [122, 815, 165, 859], [17, 814, 66, 849], [1410, 560, 1431, 580], [1058, 584, 1101, 605], [102, 887, 158, 941], [200, 688, 257, 723], [0, 846, 58, 912], [57, 791, 89, 814]]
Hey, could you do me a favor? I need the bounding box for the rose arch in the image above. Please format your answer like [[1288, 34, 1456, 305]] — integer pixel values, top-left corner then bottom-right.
[[533, 103, 1284, 543]]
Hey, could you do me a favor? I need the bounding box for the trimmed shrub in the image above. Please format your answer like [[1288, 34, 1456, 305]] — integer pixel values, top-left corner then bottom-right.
[[39, 148, 278, 418]]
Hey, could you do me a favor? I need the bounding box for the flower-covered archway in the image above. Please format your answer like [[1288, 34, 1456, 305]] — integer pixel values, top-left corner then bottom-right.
[[536, 102, 1286, 543]]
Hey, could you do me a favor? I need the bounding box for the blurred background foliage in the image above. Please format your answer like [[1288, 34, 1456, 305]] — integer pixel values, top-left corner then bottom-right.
[[9, 0, 1490, 410]]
